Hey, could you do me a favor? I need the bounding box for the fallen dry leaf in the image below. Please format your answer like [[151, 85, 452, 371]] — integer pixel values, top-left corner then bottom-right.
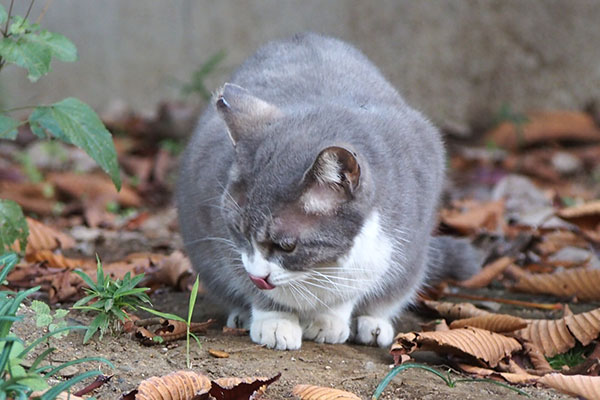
[[456, 256, 514, 288], [455, 363, 539, 384], [516, 307, 600, 357], [449, 314, 527, 332], [392, 327, 521, 367], [538, 373, 600, 399], [209, 374, 280, 400], [523, 342, 554, 374], [133, 370, 211, 400], [135, 318, 215, 345], [25, 250, 95, 270], [292, 384, 361, 400], [486, 110, 600, 150], [208, 349, 230, 358], [512, 267, 600, 301], [144, 250, 194, 291], [11, 218, 75, 254], [222, 326, 249, 336], [440, 200, 504, 235], [423, 300, 491, 320], [0, 181, 58, 215]]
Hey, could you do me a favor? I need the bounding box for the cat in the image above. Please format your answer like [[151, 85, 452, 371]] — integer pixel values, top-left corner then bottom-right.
[[176, 32, 479, 350]]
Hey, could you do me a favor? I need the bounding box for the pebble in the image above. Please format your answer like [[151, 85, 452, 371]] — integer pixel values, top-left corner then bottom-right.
[[551, 151, 582, 175]]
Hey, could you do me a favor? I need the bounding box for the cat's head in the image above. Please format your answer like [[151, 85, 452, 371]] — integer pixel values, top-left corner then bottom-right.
[[215, 83, 374, 290]]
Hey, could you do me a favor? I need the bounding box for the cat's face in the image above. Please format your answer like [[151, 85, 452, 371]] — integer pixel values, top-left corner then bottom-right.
[[216, 84, 370, 290]]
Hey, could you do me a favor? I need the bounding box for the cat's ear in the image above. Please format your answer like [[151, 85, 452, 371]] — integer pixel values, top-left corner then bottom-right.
[[215, 83, 282, 145], [308, 146, 361, 193]]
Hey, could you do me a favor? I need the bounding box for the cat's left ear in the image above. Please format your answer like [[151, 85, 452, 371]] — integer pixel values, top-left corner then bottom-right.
[[304, 146, 361, 193], [215, 83, 282, 145]]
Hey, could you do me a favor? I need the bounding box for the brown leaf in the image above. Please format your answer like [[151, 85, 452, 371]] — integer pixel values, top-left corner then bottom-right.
[[423, 300, 491, 320], [538, 373, 600, 399], [449, 314, 527, 333], [208, 349, 230, 358], [440, 200, 504, 235], [457, 256, 513, 288], [25, 251, 95, 270], [0, 181, 58, 215], [486, 110, 600, 150], [512, 267, 600, 301], [145, 251, 195, 291], [392, 327, 521, 367], [564, 307, 600, 346], [135, 370, 212, 400], [209, 373, 280, 400], [516, 318, 575, 357], [47, 172, 141, 207], [523, 342, 554, 374], [18, 218, 75, 254], [455, 363, 540, 384], [222, 326, 249, 336], [292, 384, 361, 400]]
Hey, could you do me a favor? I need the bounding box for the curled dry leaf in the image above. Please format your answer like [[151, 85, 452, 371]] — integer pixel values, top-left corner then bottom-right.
[[449, 314, 527, 332], [208, 349, 230, 358], [486, 110, 600, 150], [25, 250, 95, 269], [439, 200, 504, 235], [512, 267, 600, 301], [516, 307, 600, 357], [523, 342, 554, 374], [145, 251, 195, 291], [455, 363, 539, 384], [136, 318, 215, 345], [292, 384, 361, 400], [209, 373, 281, 400], [423, 300, 491, 320], [457, 256, 514, 288], [538, 373, 600, 399], [12, 218, 75, 254], [392, 327, 521, 367], [134, 370, 212, 400], [0, 181, 58, 215]]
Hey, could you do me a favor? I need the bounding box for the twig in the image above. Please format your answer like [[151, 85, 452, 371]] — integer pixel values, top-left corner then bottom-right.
[[4, 0, 14, 36], [23, 0, 36, 23], [445, 292, 563, 311], [35, 0, 53, 24]]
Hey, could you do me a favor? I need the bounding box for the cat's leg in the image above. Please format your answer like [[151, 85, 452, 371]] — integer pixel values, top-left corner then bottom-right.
[[250, 307, 302, 350], [302, 302, 354, 344], [226, 307, 251, 329], [352, 296, 409, 348]]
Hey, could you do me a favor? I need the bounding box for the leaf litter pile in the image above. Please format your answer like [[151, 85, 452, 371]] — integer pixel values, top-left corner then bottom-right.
[[2, 106, 600, 399]]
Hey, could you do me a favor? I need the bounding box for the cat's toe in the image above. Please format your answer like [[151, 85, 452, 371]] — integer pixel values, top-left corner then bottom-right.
[[353, 316, 395, 347], [226, 308, 250, 329], [303, 314, 350, 344], [250, 317, 302, 350]]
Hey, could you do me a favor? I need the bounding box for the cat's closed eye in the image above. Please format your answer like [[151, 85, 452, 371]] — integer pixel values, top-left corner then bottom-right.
[[259, 238, 297, 253]]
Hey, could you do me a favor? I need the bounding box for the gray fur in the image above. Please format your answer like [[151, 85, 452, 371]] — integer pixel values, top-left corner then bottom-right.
[[177, 33, 478, 347]]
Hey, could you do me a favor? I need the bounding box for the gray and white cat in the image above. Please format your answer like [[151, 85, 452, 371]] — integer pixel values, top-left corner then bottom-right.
[[177, 33, 479, 350]]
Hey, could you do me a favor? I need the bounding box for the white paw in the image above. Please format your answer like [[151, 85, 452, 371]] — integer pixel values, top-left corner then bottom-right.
[[353, 316, 395, 347], [303, 313, 350, 344], [250, 311, 302, 350], [226, 308, 250, 329]]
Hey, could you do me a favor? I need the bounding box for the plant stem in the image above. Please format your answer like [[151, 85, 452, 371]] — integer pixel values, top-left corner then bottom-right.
[[23, 0, 36, 23], [4, 0, 14, 36], [0, 105, 37, 113], [35, 0, 53, 24]]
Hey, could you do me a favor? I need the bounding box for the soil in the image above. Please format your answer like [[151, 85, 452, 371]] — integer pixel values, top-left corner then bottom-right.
[[13, 287, 571, 400]]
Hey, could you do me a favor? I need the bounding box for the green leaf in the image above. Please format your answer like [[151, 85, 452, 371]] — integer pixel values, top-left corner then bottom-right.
[[138, 306, 186, 322], [8, 16, 39, 36], [188, 275, 200, 325], [0, 4, 7, 26], [83, 313, 108, 343], [30, 300, 51, 315], [28, 98, 121, 190], [0, 199, 28, 257], [53, 309, 69, 319], [35, 314, 52, 327], [0, 115, 21, 140], [17, 374, 49, 391], [0, 36, 51, 82], [23, 30, 77, 62]]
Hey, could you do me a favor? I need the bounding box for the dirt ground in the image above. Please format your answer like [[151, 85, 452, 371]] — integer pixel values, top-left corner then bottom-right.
[[13, 285, 572, 400]]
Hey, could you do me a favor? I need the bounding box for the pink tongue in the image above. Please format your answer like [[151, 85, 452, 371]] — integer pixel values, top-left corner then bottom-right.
[[248, 274, 275, 290]]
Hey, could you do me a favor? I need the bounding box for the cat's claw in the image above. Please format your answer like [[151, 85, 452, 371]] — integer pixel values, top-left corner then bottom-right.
[[226, 308, 251, 329], [353, 316, 395, 347], [303, 314, 350, 344], [250, 313, 302, 350]]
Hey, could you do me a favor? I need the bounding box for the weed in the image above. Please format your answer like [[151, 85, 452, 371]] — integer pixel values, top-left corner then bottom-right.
[[371, 363, 529, 399], [546, 343, 593, 370], [0, 252, 113, 399], [30, 300, 69, 339], [181, 50, 226, 101], [141, 275, 202, 368], [72, 257, 151, 343]]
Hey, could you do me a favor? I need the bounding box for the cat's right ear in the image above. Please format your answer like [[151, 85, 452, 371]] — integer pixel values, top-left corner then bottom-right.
[[215, 83, 282, 145]]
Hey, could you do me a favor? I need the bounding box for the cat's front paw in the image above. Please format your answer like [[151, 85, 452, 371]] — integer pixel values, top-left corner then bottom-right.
[[226, 308, 251, 329], [303, 314, 350, 344], [353, 316, 395, 347], [250, 311, 302, 350]]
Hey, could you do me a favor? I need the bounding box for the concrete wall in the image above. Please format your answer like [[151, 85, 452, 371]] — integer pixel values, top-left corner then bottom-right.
[[3, 0, 599, 132]]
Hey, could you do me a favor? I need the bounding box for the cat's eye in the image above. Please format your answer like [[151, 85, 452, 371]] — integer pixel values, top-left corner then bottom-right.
[[274, 239, 296, 253]]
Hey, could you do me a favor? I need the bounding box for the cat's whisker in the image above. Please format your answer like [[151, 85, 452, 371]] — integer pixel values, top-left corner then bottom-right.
[[304, 277, 359, 292], [184, 236, 237, 247], [289, 281, 317, 308]]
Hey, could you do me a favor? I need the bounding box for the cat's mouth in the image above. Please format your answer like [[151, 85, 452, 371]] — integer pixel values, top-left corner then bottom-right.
[[248, 273, 276, 290]]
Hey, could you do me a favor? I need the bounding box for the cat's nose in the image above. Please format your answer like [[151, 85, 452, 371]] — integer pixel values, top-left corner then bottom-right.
[[248, 273, 275, 290]]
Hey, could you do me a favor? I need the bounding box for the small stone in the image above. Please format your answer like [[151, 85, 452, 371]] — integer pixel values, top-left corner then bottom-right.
[[364, 361, 375, 370], [325, 365, 332, 370], [59, 365, 79, 377], [552, 151, 582, 175]]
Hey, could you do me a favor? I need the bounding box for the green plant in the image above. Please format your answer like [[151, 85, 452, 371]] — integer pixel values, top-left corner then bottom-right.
[[546, 343, 592, 370], [371, 363, 529, 399], [0, 252, 113, 399], [0, 0, 121, 257], [72, 257, 151, 343], [141, 275, 202, 368], [30, 300, 69, 339], [181, 50, 226, 101]]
